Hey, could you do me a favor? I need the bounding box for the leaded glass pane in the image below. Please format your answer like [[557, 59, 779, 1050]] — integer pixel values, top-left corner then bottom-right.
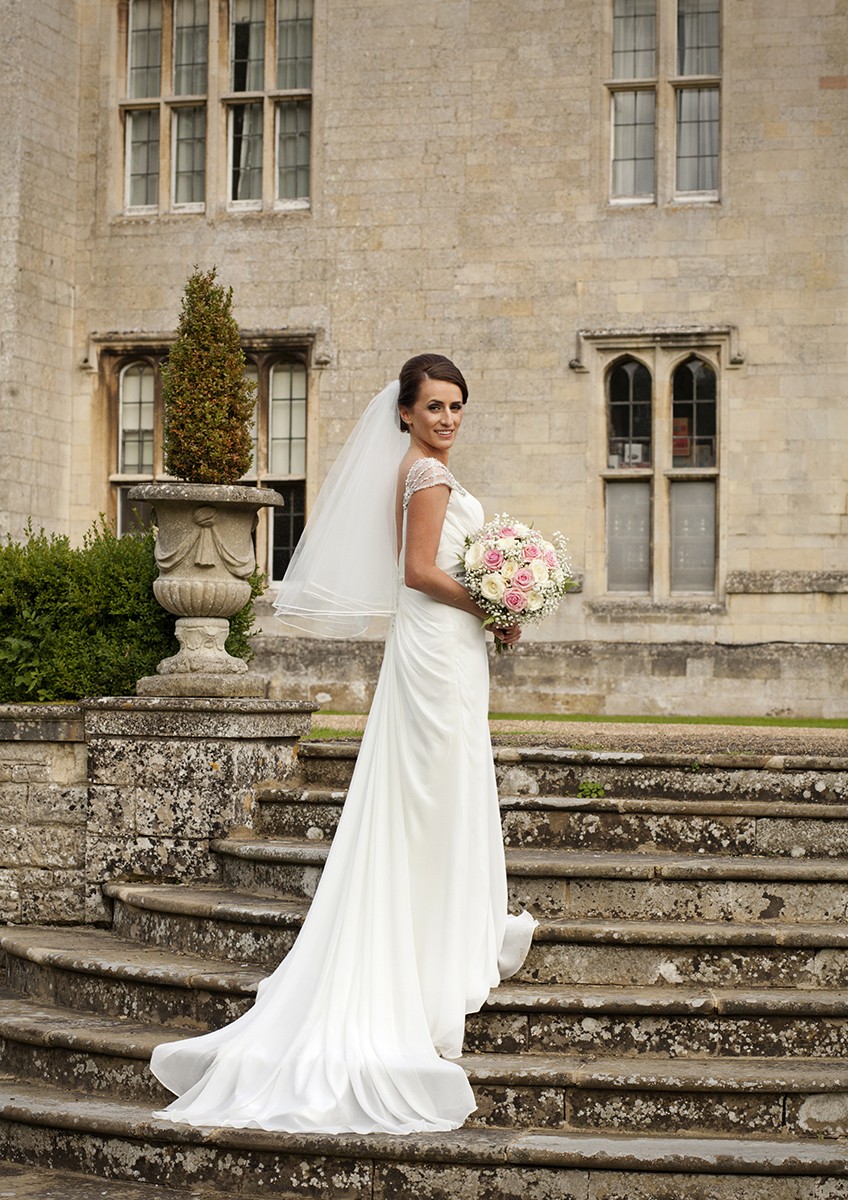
[[670, 480, 716, 591], [230, 103, 263, 200], [174, 0, 208, 94], [271, 480, 306, 579], [607, 481, 651, 592], [676, 86, 718, 191], [672, 357, 717, 467], [613, 0, 656, 79], [277, 100, 311, 200], [277, 0, 313, 89], [129, 0, 162, 98], [608, 359, 653, 467], [231, 0, 266, 91], [678, 0, 720, 76], [270, 363, 307, 475], [127, 109, 160, 207], [244, 363, 259, 477], [119, 363, 155, 473], [174, 106, 206, 204], [612, 89, 655, 197]]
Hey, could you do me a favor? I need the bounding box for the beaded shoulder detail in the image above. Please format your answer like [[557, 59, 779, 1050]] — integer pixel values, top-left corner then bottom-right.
[[402, 457, 466, 511]]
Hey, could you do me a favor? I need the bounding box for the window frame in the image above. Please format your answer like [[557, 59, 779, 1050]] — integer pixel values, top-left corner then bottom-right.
[[119, 0, 314, 217], [605, 0, 722, 207], [570, 326, 742, 607]]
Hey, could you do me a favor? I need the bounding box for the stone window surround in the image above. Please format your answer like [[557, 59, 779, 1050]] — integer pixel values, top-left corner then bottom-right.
[[605, 0, 722, 208], [571, 325, 743, 614], [117, 0, 314, 217], [88, 328, 324, 582]]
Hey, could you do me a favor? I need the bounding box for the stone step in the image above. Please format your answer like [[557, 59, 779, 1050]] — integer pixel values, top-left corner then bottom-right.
[[4, 927, 848, 1059], [213, 837, 848, 922], [296, 741, 848, 805], [105, 882, 305, 968], [0, 926, 261, 1030], [254, 783, 848, 857], [2, 1079, 848, 1197], [3, 988, 848, 1140], [103, 881, 848, 989], [525, 917, 848, 988], [471, 983, 848, 1058]]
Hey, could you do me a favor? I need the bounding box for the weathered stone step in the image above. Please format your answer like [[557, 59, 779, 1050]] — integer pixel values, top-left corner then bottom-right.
[[471, 983, 848, 1058], [2, 1080, 848, 1197], [0, 986, 171, 1104], [0, 926, 261, 1029], [296, 741, 848, 805], [5, 927, 848, 1060], [524, 917, 848, 988], [254, 784, 848, 857], [102, 880, 848, 989], [3, 987, 848, 1140], [213, 837, 848, 921], [105, 882, 305, 968]]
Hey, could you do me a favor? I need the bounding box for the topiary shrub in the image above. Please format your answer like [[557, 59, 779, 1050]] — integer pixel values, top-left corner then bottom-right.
[[162, 266, 256, 484], [0, 520, 263, 702]]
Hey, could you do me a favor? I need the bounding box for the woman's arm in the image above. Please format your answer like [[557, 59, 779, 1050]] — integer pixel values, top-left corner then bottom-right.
[[404, 485, 522, 644]]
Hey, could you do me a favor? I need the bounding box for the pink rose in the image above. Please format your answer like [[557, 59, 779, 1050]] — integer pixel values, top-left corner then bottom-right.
[[499, 525, 516, 538], [512, 566, 535, 590], [482, 547, 505, 571], [522, 543, 542, 561], [544, 549, 558, 569], [503, 588, 528, 613]]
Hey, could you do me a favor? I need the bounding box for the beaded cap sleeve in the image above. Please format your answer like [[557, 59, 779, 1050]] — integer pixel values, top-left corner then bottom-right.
[[403, 457, 467, 511]]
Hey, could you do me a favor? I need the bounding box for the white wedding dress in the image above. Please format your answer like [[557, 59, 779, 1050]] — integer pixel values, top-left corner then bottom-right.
[[150, 457, 536, 1134]]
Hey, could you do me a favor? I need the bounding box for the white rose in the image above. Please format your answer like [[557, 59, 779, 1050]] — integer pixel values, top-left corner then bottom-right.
[[497, 537, 518, 553], [512, 523, 530, 537], [480, 573, 506, 601], [464, 542, 485, 571], [540, 540, 554, 555], [552, 568, 565, 585], [531, 559, 549, 583], [501, 559, 517, 582], [527, 589, 544, 611]]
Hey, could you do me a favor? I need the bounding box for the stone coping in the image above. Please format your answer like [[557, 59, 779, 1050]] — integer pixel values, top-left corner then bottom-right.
[[3, 1084, 848, 1175]]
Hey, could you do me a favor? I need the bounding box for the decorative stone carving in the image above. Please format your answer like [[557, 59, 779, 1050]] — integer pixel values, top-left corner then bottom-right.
[[127, 482, 283, 697]]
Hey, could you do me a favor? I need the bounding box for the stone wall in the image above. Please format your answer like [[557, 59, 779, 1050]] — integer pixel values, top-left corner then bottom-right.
[[0, 699, 314, 927], [259, 636, 848, 721]]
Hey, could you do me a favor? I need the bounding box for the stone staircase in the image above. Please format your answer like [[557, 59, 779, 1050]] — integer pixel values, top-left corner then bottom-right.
[[1, 740, 848, 1198]]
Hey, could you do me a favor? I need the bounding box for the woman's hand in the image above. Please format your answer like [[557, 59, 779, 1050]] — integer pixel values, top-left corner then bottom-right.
[[493, 624, 521, 647]]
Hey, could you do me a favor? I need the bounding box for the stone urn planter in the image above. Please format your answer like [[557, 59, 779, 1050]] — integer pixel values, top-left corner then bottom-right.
[[128, 482, 282, 697]]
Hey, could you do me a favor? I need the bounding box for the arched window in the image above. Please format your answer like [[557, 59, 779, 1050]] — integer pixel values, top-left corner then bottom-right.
[[607, 357, 652, 468], [118, 361, 155, 474], [672, 356, 716, 467]]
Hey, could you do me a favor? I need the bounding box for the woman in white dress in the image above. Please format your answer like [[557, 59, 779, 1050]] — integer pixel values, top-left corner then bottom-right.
[[150, 354, 536, 1135]]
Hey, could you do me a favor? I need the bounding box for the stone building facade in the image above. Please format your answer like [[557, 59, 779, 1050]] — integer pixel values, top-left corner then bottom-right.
[[1, 0, 846, 716]]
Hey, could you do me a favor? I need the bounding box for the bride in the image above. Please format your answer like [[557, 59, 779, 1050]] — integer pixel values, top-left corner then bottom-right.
[[149, 353, 537, 1134]]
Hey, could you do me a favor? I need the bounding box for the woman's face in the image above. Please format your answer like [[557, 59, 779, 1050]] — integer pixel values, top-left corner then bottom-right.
[[400, 378, 464, 455]]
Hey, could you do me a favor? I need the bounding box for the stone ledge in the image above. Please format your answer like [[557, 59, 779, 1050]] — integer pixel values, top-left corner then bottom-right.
[[2, 1083, 848, 1175], [726, 571, 848, 594], [0, 707, 84, 744]]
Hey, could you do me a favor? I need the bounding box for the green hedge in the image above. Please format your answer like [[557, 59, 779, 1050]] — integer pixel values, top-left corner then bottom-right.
[[0, 520, 262, 702]]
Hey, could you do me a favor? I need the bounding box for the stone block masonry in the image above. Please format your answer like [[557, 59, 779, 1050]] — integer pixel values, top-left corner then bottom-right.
[[0, 699, 315, 926]]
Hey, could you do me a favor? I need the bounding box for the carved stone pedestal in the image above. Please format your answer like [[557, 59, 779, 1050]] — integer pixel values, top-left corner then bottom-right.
[[129, 482, 282, 698]]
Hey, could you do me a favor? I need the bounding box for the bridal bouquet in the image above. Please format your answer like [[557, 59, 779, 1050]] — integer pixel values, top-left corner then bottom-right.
[[461, 515, 575, 650]]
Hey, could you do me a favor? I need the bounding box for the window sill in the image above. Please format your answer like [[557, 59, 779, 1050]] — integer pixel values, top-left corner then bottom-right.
[[601, 467, 654, 479]]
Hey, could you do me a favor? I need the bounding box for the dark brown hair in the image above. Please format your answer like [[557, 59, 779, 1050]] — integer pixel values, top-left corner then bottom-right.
[[397, 353, 468, 433]]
